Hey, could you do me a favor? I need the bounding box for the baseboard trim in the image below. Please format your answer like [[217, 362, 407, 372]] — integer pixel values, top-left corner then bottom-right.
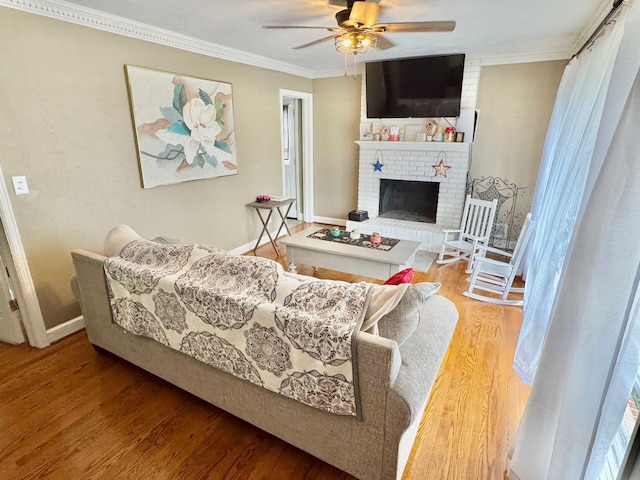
[[228, 228, 288, 256], [46, 315, 85, 343], [313, 216, 346, 226]]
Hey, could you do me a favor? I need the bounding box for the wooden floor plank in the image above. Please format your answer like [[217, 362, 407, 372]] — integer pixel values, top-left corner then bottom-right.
[[0, 223, 529, 479]]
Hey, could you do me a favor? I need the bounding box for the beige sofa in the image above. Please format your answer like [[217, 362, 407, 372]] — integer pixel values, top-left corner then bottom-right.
[[71, 248, 457, 480]]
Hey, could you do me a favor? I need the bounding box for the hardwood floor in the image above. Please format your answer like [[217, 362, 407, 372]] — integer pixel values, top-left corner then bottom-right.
[[0, 224, 529, 479]]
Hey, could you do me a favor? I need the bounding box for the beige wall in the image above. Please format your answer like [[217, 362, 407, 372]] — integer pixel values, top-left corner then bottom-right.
[[0, 7, 565, 332], [309, 61, 565, 224], [472, 60, 567, 186], [0, 8, 312, 328], [312, 76, 361, 219]]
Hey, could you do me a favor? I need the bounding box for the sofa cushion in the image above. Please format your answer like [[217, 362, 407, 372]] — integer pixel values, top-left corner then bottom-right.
[[103, 224, 143, 257], [377, 282, 441, 346], [103, 225, 182, 257]]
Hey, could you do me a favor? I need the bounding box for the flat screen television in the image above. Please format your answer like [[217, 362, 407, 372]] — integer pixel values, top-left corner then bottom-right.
[[366, 54, 465, 118]]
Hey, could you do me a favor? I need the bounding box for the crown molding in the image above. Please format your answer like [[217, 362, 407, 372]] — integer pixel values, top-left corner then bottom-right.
[[0, 0, 315, 79], [0, 0, 602, 78], [573, 0, 618, 52], [479, 50, 572, 66]]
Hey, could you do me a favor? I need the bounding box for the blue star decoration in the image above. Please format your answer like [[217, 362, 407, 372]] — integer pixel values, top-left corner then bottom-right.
[[372, 160, 384, 172]]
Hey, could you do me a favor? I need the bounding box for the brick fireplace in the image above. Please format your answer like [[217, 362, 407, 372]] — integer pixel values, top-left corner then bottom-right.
[[346, 141, 471, 252]]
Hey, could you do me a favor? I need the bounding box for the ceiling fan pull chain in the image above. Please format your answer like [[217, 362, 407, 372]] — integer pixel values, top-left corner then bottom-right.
[[353, 53, 358, 79]]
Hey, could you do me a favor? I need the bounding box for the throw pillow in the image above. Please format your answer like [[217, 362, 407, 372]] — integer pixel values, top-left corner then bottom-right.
[[383, 267, 414, 285], [103, 224, 142, 257], [377, 282, 441, 346], [104, 226, 182, 257]]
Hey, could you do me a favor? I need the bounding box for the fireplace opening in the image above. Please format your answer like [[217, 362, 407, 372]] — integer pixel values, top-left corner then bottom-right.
[[378, 179, 439, 223]]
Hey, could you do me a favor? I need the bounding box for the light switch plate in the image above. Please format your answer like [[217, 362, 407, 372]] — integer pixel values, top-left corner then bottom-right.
[[12, 176, 29, 195]]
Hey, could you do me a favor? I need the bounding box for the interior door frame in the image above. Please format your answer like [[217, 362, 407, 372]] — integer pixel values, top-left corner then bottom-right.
[[0, 166, 49, 347], [0, 249, 26, 344], [279, 89, 314, 223]]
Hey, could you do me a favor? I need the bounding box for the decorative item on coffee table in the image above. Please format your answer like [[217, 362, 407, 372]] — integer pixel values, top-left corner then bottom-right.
[[308, 228, 400, 251], [282, 226, 421, 279]]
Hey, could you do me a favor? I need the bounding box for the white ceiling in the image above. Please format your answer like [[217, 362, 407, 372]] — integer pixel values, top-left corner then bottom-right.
[[18, 0, 610, 74]]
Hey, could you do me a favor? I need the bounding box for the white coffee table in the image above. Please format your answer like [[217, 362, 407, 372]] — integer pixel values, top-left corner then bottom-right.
[[280, 227, 421, 280]]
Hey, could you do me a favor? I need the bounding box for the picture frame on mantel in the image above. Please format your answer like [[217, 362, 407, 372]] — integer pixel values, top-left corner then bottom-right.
[[360, 122, 373, 140], [405, 125, 422, 142], [125, 65, 238, 188]]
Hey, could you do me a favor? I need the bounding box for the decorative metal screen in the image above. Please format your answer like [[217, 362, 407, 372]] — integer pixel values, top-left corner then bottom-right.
[[468, 176, 533, 250]]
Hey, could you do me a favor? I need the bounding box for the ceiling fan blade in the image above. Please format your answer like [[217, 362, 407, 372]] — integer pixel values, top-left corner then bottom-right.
[[293, 33, 341, 49], [376, 21, 456, 33], [374, 35, 396, 50], [262, 25, 337, 30], [329, 0, 381, 7], [349, 1, 380, 27]]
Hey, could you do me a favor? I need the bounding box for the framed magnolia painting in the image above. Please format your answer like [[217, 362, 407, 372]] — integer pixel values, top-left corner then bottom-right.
[[125, 65, 237, 188]]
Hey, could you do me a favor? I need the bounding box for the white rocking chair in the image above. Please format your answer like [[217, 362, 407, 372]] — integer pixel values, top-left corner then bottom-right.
[[437, 195, 498, 273], [463, 213, 533, 306]]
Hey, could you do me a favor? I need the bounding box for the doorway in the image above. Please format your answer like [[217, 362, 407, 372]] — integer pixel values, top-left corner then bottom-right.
[[0, 166, 48, 347], [0, 232, 25, 344], [282, 98, 302, 219], [279, 90, 314, 224]]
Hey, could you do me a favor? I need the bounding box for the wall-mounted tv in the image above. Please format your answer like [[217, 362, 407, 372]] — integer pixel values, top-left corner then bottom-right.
[[366, 54, 465, 119]]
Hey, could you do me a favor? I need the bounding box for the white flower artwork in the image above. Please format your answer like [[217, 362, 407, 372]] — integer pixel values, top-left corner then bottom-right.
[[125, 65, 237, 188]]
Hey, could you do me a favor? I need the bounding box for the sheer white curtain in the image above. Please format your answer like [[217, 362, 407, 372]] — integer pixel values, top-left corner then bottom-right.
[[514, 15, 625, 386], [509, 2, 640, 478]]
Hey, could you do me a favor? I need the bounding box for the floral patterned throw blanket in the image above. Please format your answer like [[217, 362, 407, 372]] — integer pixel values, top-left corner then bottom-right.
[[104, 239, 372, 416]]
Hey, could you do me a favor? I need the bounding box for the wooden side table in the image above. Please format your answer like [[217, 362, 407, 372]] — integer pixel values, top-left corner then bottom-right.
[[246, 198, 296, 256]]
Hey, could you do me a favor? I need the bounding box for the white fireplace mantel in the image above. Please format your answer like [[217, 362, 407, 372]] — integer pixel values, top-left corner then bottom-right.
[[355, 140, 470, 154]]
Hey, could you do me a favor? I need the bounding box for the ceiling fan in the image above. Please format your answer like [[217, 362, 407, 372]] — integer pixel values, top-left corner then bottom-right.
[[262, 0, 455, 55]]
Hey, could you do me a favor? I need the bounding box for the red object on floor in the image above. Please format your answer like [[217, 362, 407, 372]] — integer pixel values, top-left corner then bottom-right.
[[383, 268, 414, 285]]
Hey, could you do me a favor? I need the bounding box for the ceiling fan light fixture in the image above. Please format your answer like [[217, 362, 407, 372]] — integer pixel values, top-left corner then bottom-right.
[[335, 31, 377, 55]]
